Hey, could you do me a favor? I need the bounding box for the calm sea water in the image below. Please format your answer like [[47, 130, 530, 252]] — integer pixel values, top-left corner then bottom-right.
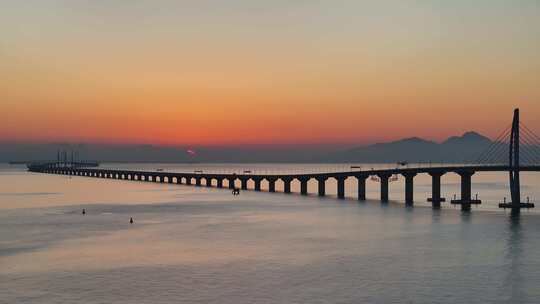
[[1, 163, 540, 303]]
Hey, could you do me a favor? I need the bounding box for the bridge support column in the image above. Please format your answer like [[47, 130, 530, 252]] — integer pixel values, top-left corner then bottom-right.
[[317, 177, 327, 196], [205, 177, 212, 187], [282, 177, 292, 194], [228, 178, 236, 189], [194, 177, 202, 186], [379, 174, 391, 203], [428, 172, 446, 209], [451, 171, 480, 211], [461, 172, 472, 211], [217, 178, 223, 188], [168, 176, 174, 184], [186, 177, 192, 185], [357, 175, 367, 201], [403, 173, 417, 206], [241, 178, 248, 190], [254, 178, 262, 191], [299, 178, 308, 195], [267, 178, 277, 192], [336, 177, 346, 199]]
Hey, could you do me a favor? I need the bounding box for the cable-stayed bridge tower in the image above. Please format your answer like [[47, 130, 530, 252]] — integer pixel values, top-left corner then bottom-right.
[[499, 108, 535, 212]]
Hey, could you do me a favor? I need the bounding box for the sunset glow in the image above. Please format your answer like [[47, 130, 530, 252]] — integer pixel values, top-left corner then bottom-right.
[[1, 1, 539, 145]]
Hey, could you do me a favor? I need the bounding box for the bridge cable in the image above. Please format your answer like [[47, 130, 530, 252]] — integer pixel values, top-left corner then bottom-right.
[[518, 135, 540, 164], [520, 123, 540, 144], [484, 141, 510, 164], [519, 127, 540, 164], [518, 147, 537, 165], [520, 126, 540, 157], [520, 123, 540, 143], [474, 125, 512, 164], [520, 132, 540, 155], [475, 126, 512, 164], [475, 125, 511, 164], [477, 140, 508, 165], [519, 137, 540, 164], [479, 139, 507, 164]]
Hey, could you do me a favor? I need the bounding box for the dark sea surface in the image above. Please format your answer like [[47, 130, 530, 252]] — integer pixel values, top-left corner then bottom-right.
[[1, 163, 540, 303]]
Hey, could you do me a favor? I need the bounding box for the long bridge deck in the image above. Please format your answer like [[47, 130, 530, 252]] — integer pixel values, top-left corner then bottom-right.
[[31, 164, 540, 212]]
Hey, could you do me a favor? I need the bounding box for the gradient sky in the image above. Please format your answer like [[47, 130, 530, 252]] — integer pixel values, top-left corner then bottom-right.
[[1, 0, 539, 146]]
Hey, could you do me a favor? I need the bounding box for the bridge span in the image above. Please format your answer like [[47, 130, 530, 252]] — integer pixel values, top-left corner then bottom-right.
[[30, 164, 540, 211], [27, 109, 540, 213]]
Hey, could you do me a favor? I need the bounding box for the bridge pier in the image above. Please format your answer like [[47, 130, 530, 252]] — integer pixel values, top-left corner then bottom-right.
[[451, 171, 481, 211], [403, 173, 416, 206], [267, 178, 277, 192], [357, 175, 367, 201], [336, 177, 346, 199], [253, 178, 262, 191], [379, 174, 391, 203], [299, 178, 309, 195], [317, 177, 327, 196], [205, 177, 212, 187], [428, 172, 446, 209], [241, 178, 248, 190], [217, 178, 223, 188], [282, 177, 292, 193], [228, 178, 236, 189], [461, 172, 472, 211]]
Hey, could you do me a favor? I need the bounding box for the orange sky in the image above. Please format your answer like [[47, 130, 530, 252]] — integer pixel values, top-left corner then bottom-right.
[[1, 1, 539, 146]]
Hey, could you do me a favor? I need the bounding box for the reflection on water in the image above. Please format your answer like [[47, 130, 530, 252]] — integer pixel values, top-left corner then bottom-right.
[[1, 164, 540, 303], [504, 213, 523, 303]]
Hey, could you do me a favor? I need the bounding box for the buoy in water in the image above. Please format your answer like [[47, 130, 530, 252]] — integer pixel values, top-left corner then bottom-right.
[[82, 208, 86, 215], [130, 217, 134, 224]]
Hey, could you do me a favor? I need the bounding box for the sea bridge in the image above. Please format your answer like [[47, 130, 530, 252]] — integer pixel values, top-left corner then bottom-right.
[[28, 109, 540, 213]]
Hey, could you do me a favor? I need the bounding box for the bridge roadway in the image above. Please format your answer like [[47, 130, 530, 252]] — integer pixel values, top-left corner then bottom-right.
[[33, 165, 540, 211]]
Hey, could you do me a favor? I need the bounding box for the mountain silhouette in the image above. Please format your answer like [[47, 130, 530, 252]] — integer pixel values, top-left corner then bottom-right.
[[326, 131, 493, 163], [1, 131, 506, 163]]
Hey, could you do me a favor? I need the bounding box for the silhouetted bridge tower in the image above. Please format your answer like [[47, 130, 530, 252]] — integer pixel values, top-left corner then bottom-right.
[[498, 109, 535, 212], [28, 109, 540, 213]]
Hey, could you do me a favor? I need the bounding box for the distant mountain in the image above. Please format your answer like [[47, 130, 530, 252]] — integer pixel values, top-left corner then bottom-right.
[[326, 131, 493, 163], [442, 131, 491, 146], [0, 131, 514, 163]]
